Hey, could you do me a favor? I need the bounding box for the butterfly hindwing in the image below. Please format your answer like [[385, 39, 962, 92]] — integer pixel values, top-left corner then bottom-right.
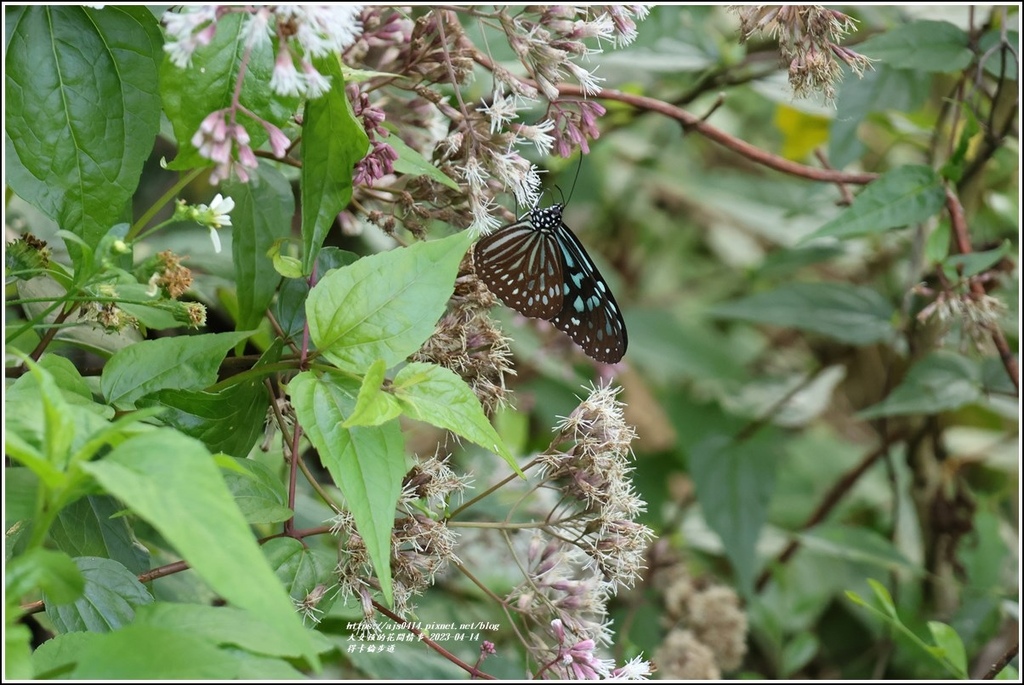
[[548, 221, 627, 364], [475, 203, 627, 364]]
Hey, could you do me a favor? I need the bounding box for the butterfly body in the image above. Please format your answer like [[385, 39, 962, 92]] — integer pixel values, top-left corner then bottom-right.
[[475, 203, 627, 363]]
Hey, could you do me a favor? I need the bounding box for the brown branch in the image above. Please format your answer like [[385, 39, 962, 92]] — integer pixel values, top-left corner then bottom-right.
[[467, 45, 880, 186], [983, 641, 1019, 680], [755, 435, 903, 593], [371, 600, 497, 680], [945, 188, 1019, 394]]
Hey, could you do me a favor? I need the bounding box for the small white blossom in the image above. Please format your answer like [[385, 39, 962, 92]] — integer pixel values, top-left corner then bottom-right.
[[206, 193, 235, 228], [478, 91, 520, 135], [566, 61, 605, 96]]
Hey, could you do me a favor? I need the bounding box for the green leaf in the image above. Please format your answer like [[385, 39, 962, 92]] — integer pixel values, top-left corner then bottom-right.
[[289, 371, 406, 607], [4, 622, 33, 679], [141, 340, 278, 460], [307, 231, 473, 373], [802, 166, 946, 242], [392, 362, 518, 471], [4, 467, 39, 524], [50, 496, 150, 575], [710, 282, 896, 345], [228, 650, 307, 680], [101, 331, 252, 407], [345, 359, 403, 427], [301, 55, 369, 274], [227, 165, 294, 331], [857, 20, 972, 72], [45, 557, 153, 634], [71, 625, 239, 679], [222, 458, 293, 525], [80, 431, 319, 666], [145, 383, 268, 459], [160, 12, 298, 170], [272, 248, 359, 340], [4, 6, 162, 261], [858, 351, 982, 419], [12, 357, 76, 475], [925, 221, 952, 264], [386, 128, 460, 191], [927, 621, 968, 677], [941, 241, 1011, 280], [263, 537, 339, 616], [867, 578, 898, 618], [689, 434, 777, 598], [134, 602, 326, 659], [5, 548, 84, 606], [32, 632, 97, 679], [797, 525, 917, 573], [780, 632, 819, 678]]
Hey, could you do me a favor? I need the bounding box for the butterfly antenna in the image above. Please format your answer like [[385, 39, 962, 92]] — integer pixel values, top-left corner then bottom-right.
[[566, 153, 584, 205]]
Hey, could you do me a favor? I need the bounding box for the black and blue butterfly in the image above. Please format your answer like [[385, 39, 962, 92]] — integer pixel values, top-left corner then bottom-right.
[[475, 203, 627, 363]]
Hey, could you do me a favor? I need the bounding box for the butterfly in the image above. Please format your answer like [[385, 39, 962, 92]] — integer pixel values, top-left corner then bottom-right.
[[474, 203, 627, 363]]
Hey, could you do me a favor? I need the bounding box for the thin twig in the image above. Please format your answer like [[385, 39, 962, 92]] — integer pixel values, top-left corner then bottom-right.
[[983, 641, 1019, 679], [815, 148, 854, 205]]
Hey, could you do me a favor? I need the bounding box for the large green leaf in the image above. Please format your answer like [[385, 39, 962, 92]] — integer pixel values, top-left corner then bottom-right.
[[134, 602, 330, 659], [306, 231, 473, 373], [71, 625, 239, 679], [31, 632, 93, 679], [81, 431, 319, 666], [690, 434, 778, 598], [802, 166, 946, 243], [858, 20, 972, 73], [101, 331, 251, 407], [5, 548, 84, 607], [797, 524, 918, 573], [858, 351, 983, 418], [392, 362, 518, 471], [709, 282, 896, 345], [44, 557, 153, 634], [263, 537, 339, 617], [222, 458, 293, 525], [50, 497, 150, 575], [145, 382, 268, 460], [301, 56, 369, 274], [289, 371, 405, 607], [160, 11, 298, 170], [227, 165, 294, 331], [5, 623, 33, 679], [4, 6, 162, 261]]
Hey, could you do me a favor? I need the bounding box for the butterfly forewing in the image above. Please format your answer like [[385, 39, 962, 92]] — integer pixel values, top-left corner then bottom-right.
[[549, 222, 628, 364], [475, 212, 564, 319]]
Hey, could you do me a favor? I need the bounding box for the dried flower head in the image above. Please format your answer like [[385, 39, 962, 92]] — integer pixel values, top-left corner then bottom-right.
[[731, 5, 873, 103], [655, 628, 722, 680]]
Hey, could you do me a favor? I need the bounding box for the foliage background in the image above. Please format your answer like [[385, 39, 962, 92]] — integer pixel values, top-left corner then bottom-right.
[[4, 4, 1019, 681]]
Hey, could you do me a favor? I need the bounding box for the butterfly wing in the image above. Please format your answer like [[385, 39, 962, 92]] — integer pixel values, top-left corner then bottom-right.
[[475, 218, 564, 319], [549, 222, 628, 363]]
